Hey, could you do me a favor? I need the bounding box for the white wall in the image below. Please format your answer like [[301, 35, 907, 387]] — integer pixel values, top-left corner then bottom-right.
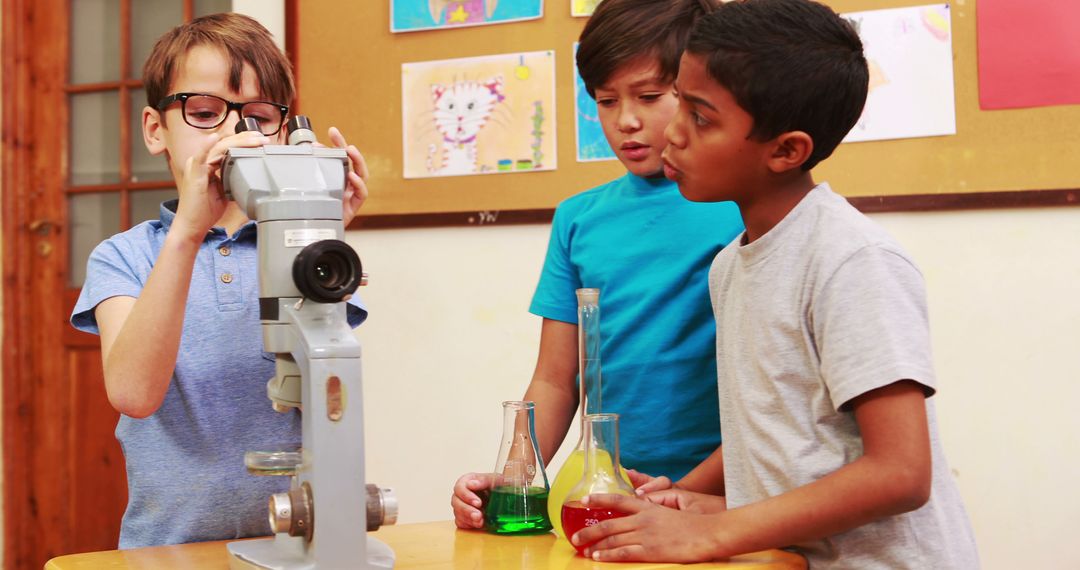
[[347, 206, 1080, 570]]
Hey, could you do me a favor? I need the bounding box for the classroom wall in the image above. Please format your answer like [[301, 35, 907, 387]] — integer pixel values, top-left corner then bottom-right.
[[347, 205, 1080, 570]]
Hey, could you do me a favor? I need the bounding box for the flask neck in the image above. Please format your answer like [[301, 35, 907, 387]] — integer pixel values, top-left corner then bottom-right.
[[493, 401, 547, 488], [578, 413, 630, 494], [576, 288, 603, 420]]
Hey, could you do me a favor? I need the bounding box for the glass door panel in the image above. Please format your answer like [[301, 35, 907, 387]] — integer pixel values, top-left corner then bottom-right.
[[196, 0, 234, 17], [129, 0, 185, 79], [70, 0, 121, 84], [68, 192, 122, 287], [130, 189, 178, 226], [69, 91, 121, 186]]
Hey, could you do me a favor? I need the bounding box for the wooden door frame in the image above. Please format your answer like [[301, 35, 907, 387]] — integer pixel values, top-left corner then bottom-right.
[[3, 0, 73, 566], [2, 0, 73, 566]]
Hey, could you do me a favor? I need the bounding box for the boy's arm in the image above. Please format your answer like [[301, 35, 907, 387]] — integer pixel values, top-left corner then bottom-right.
[[98, 131, 269, 419], [523, 317, 580, 464], [631, 445, 725, 496], [674, 445, 725, 495], [96, 230, 203, 418], [451, 317, 578, 528], [574, 380, 931, 562]]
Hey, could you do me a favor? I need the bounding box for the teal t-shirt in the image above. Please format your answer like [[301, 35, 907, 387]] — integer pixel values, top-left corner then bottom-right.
[[530, 173, 743, 480]]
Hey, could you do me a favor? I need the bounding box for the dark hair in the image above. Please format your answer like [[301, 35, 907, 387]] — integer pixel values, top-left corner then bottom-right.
[[577, 0, 717, 99], [688, 0, 868, 170], [143, 13, 295, 111]]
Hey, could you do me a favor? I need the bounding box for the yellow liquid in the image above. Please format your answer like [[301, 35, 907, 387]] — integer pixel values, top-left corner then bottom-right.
[[547, 449, 632, 537]]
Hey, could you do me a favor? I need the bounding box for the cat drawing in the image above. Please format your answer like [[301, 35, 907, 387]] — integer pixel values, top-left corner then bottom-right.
[[427, 76, 505, 175]]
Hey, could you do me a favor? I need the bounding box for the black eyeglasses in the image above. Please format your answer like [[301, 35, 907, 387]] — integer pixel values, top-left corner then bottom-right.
[[155, 92, 289, 136]]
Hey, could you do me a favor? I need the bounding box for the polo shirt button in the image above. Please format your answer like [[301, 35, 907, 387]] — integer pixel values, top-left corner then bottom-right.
[[219, 246, 231, 256], [221, 273, 234, 284]]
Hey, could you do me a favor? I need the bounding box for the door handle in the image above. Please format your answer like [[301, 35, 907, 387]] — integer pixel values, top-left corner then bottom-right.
[[29, 219, 57, 236]]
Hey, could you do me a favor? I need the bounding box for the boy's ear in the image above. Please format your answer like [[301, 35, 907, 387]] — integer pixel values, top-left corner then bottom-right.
[[765, 131, 814, 174], [142, 106, 167, 156]]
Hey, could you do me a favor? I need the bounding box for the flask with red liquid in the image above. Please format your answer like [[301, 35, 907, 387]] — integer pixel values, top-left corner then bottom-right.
[[560, 413, 635, 555]]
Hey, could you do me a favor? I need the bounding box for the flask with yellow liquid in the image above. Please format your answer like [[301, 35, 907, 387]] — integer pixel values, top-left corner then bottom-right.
[[547, 288, 630, 537]]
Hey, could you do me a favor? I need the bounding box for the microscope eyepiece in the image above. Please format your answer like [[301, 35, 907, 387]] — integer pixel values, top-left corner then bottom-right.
[[287, 115, 313, 134], [236, 117, 263, 134], [286, 115, 317, 145], [292, 239, 363, 303]]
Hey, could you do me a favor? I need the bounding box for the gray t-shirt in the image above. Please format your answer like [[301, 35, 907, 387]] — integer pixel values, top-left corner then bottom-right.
[[71, 200, 367, 548], [709, 184, 979, 569]]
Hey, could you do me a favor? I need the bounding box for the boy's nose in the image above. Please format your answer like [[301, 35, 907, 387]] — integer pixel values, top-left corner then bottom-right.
[[616, 105, 641, 132], [664, 117, 685, 148]]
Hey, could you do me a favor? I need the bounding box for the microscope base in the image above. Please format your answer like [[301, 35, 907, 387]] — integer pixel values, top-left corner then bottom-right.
[[227, 535, 395, 570]]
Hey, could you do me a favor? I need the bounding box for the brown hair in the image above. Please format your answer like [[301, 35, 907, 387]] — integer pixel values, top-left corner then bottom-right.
[[142, 12, 295, 110], [576, 0, 717, 98]]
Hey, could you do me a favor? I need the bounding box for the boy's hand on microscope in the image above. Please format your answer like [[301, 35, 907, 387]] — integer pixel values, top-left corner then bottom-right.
[[173, 130, 269, 241], [451, 472, 495, 529], [625, 468, 676, 495], [326, 127, 369, 227]]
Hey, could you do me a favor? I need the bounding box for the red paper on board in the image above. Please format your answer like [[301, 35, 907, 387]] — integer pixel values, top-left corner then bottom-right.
[[977, 0, 1080, 110]]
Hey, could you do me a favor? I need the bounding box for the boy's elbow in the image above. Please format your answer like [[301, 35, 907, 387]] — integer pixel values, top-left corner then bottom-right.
[[108, 393, 158, 419], [890, 463, 932, 513], [105, 377, 163, 419]]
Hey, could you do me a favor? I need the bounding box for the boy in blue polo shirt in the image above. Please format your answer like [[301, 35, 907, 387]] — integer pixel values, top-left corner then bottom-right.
[[452, 0, 743, 529], [70, 13, 369, 548]]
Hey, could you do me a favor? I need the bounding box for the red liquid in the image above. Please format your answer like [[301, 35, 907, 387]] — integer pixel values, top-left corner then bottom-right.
[[560, 501, 629, 556]]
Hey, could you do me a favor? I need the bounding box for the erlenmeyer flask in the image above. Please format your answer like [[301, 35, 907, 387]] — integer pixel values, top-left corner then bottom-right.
[[483, 400, 553, 534], [560, 413, 634, 555]]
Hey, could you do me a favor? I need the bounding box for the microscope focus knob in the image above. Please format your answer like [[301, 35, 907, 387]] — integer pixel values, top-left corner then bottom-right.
[[268, 483, 314, 541], [366, 484, 398, 531]]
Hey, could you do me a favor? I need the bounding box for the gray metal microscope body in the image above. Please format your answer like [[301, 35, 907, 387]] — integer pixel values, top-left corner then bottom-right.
[[221, 116, 395, 570]]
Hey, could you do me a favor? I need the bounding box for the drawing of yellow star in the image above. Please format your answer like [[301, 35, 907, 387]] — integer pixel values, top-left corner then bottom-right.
[[448, 5, 469, 23]]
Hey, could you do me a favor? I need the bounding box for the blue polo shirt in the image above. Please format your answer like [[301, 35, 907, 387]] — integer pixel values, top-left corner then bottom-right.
[[530, 173, 743, 481], [71, 199, 367, 548]]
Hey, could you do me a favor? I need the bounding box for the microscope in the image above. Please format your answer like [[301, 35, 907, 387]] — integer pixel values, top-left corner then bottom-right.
[[222, 116, 396, 569]]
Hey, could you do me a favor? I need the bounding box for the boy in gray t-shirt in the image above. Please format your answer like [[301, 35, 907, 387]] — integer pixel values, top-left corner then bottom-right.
[[569, 1, 979, 568]]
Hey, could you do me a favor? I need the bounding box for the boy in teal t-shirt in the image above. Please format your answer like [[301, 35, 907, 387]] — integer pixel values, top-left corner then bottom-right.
[[452, 0, 742, 529]]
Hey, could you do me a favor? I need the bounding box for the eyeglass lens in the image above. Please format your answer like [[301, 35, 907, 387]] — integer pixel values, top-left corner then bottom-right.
[[183, 95, 284, 135]]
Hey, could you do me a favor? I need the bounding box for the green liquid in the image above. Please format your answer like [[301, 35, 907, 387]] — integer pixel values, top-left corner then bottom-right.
[[483, 486, 553, 535]]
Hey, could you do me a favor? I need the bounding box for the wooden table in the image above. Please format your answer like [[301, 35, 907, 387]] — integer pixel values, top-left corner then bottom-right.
[[45, 520, 806, 569]]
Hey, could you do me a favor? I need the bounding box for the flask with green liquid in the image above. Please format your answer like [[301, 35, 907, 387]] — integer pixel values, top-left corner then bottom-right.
[[547, 288, 630, 537], [483, 400, 553, 534]]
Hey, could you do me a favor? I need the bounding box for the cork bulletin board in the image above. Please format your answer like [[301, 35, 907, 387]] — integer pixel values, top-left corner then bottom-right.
[[296, 0, 1080, 228]]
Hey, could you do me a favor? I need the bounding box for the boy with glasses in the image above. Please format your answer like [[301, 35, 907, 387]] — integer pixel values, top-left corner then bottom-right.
[[70, 13, 369, 548]]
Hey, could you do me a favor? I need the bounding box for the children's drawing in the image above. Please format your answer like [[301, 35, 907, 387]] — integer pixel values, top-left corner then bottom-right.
[[573, 43, 617, 162], [402, 51, 557, 179], [428, 76, 506, 175], [391, 0, 543, 33], [842, 3, 956, 144], [572, 0, 600, 17]]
